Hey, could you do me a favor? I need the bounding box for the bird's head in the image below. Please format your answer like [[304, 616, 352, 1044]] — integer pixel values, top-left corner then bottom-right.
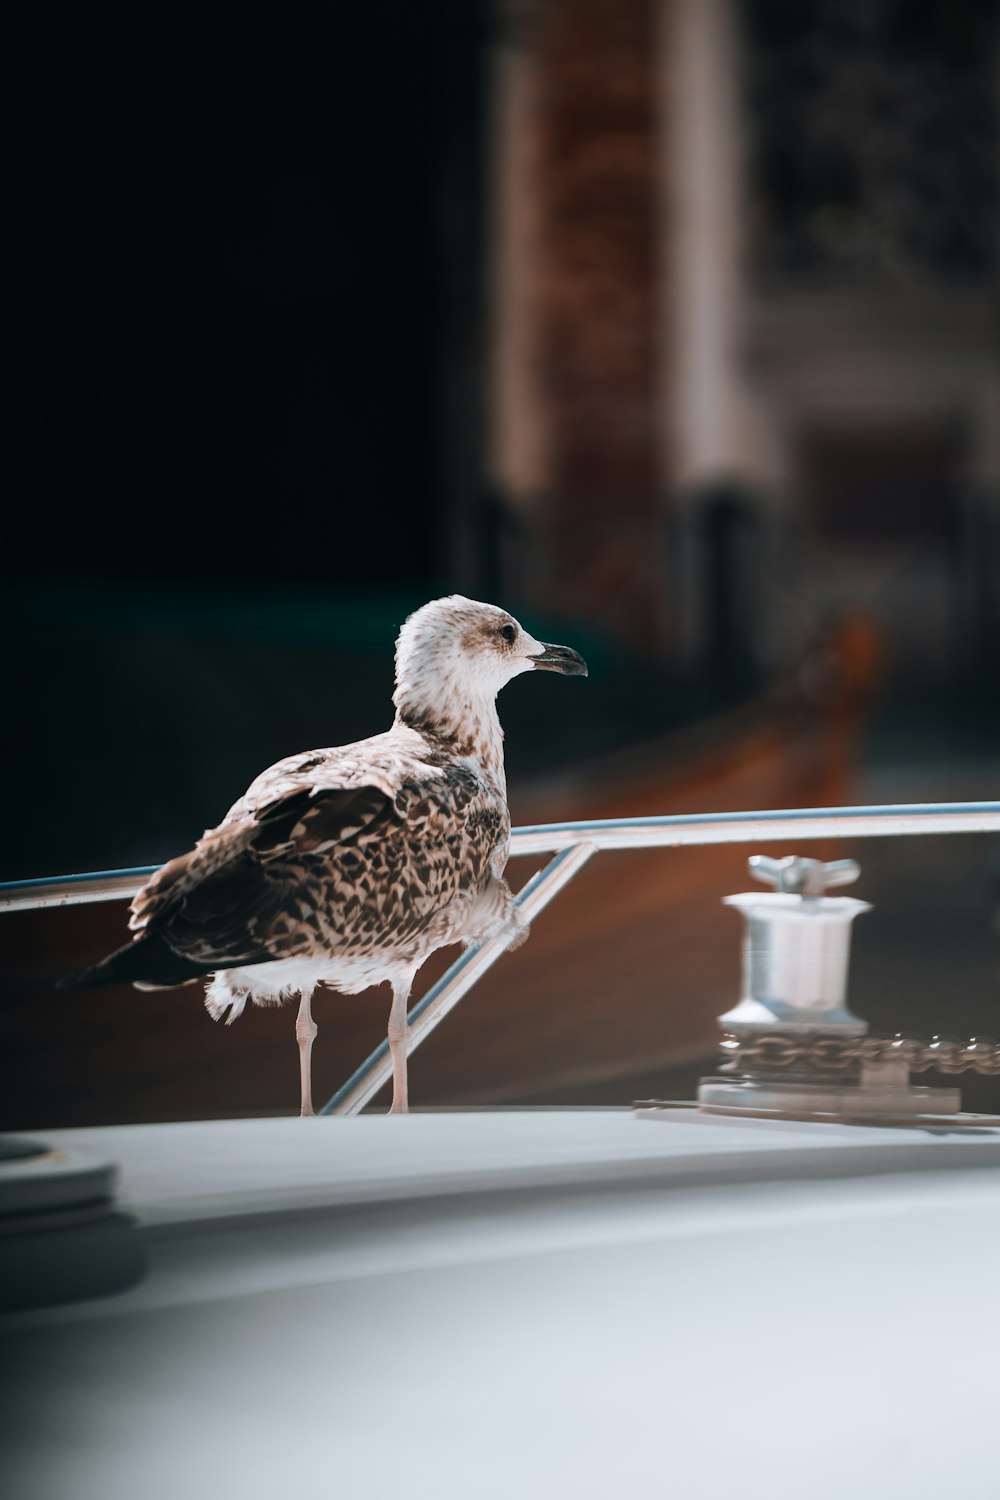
[[393, 596, 587, 727]]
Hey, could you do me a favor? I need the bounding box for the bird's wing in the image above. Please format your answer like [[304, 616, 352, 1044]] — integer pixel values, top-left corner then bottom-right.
[[128, 778, 399, 968], [126, 740, 499, 973], [233, 743, 410, 819]]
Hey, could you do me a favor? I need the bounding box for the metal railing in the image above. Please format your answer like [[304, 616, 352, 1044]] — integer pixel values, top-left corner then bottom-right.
[[3, 802, 999, 1113]]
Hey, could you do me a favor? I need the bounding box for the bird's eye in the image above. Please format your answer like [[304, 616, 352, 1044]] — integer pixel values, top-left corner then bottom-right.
[[499, 624, 516, 644]]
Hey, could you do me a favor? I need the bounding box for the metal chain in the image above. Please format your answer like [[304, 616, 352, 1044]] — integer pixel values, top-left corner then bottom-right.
[[720, 1033, 1000, 1076]]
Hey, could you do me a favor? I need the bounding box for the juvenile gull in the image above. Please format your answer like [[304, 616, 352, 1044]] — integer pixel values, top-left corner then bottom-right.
[[65, 597, 587, 1115]]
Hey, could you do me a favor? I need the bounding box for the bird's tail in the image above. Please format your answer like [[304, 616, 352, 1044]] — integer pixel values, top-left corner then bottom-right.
[[59, 931, 208, 991]]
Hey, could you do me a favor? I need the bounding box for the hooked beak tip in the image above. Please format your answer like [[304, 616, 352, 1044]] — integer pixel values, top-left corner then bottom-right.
[[528, 643, 589, 678]]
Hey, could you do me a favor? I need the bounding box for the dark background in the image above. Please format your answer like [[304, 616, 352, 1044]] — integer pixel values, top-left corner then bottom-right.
[[4, 2, 506, 878], [7, 3, 489, 589]]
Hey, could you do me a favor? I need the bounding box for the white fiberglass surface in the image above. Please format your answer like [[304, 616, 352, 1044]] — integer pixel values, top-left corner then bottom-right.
[[2, 1114, 1000, 1499], [25, 1110, 1000, 1225]]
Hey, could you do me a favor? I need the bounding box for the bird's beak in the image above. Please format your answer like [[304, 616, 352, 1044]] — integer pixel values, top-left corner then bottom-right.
[[527, 642, 589, 677]]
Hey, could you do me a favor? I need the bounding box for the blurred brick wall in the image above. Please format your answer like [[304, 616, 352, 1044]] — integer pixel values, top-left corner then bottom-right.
[[503, 0, 669, 654]]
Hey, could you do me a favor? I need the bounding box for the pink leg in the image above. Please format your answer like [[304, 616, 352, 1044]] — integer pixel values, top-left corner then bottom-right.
[[387, 978, 412, 1114], [295, 988, 318, 1118]]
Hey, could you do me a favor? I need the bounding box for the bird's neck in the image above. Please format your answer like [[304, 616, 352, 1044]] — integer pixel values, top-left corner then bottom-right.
[[395, 693, 506, 788]]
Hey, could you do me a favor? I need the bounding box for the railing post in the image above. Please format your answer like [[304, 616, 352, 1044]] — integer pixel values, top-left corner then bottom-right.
[[320, 842, 597, 1116]]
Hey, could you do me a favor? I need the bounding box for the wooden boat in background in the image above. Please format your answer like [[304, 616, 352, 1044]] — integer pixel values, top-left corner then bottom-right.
[[1, 631, 877, 1129]]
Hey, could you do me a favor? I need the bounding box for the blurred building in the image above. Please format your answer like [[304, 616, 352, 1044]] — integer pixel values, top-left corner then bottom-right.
[[4, 1, 997, 883], [487, 0, 999, 683]]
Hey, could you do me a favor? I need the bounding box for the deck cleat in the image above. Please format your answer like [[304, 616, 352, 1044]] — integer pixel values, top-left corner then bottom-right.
[[692, 854, 993, 1125]]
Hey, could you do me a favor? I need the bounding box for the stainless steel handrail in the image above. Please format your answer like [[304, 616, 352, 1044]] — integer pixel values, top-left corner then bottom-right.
[[4, 801, 999, 1116], [0, 867, 158, 912], [508, 802, 1000, 855], [3, 803, 998, 911]]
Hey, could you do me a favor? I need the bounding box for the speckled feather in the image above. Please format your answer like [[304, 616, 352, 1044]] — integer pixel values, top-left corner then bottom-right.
[[129, 723, 518, 1020], [69, 596, 581, 1024]]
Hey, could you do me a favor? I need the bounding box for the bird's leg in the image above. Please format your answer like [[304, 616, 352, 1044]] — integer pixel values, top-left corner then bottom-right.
[[387, 977, 412, 1115], [295, 987, 318, 1118]]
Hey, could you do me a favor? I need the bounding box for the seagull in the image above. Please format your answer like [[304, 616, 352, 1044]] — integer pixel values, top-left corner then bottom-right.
[[64, 596, 588, 1115]]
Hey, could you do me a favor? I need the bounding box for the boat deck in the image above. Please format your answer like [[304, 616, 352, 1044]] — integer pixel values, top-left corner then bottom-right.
[[3, 1111, 1000, 1499]]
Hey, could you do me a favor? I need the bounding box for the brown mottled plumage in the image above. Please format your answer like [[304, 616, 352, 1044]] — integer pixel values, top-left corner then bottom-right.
[[65, 597, 587, 1114]]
